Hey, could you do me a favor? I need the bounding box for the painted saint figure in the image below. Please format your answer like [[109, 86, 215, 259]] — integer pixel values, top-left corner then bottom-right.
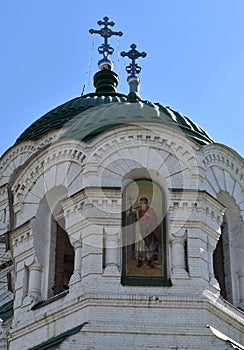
[[128, 196, 159, 268]]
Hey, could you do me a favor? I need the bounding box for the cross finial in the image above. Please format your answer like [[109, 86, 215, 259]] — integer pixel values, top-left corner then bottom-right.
[[89, 16, 123, 60], [121, 44, 147, 78], [120, 44, 147, 95]]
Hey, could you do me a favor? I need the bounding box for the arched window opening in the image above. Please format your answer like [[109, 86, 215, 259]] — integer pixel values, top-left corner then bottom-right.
[[48, 208, 74, 298], [213, 215, 231, 302], [33, 187, 74, 300], [214, 191, 244, 308], [121, 179, 170, 286]]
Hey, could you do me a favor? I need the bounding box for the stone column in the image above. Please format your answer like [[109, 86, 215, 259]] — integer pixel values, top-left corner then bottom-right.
[[207, 237, 219, 288], [103, 228, 120, 276], [27, 258, 42, 302], [69, 240, 82, 285], [170, 230, 188, 278]]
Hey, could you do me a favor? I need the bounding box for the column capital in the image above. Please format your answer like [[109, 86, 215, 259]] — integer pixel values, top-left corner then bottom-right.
[[170, 230, 187, 245]]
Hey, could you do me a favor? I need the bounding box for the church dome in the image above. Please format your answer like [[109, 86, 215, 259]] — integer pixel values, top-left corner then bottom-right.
[[15, 92, 127, 144], [15, 19, 213, 148], [15, 89, 213, 146]]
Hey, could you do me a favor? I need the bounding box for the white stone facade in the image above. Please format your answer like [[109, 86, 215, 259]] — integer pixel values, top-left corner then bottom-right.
[[0, 119, 243, 349]]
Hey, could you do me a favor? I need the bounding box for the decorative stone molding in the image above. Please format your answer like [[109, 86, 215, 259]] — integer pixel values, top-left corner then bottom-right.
[[10, 220, 35, 270], [88, 124, 199, 166], [0, 143, 37, 186], [36, 129, 64, 149], [10, 142, 86, 227], [9, 126, 207, 229], [203, 144, 243, 183], [84, 125, 200, 190], [63, 187, 122, 230], [0, 129, 65, 186], [169, 190, 225, 241], [12, 143, 86, 200], [203, 144, 244, 220], [11, 228, 32, 250]]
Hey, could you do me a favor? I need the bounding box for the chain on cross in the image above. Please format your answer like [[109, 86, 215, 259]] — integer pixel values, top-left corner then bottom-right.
[[89, 16, 123, 58]]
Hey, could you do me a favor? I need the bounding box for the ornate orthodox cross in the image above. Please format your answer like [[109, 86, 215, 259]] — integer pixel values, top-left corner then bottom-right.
[[89, 16, 123, 58], [120, 44, 147, 78]]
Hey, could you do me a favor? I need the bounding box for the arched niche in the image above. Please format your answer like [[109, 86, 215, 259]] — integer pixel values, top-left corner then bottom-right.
[[121, 169, 170, 286]]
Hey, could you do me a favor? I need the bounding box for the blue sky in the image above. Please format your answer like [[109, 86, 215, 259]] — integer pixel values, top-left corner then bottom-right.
[[1, 0, 244, 157]]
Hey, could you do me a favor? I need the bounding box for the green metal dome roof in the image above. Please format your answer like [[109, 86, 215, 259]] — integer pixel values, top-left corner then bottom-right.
[[15, 91, 213, 146], [15, 92, 128, 144]]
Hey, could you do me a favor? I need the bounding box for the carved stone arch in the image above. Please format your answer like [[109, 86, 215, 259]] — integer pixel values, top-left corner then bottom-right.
[[87, 124, 199, 169], [11, 140, 86, 227], [0, 142, 37, 186], [202, 144, 244, 220], [0, 143, 39, 237], [203, 144, 244, 308], [84, 125, 200, 190], [0, 129, 66, 187]]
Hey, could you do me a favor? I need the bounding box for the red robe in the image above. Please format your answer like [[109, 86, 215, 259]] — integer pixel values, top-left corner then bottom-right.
[[137, 207, 159, 241]]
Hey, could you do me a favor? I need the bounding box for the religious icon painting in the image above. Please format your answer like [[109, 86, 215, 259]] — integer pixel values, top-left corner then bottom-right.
[[122, 179, 170, 286]]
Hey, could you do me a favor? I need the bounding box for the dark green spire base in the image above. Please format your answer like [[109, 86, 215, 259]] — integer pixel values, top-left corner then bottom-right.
[[93, 69, 119, 93], [127, 91, 142, 102]]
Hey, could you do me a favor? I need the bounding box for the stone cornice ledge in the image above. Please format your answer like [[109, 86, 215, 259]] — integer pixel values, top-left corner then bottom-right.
[[10, 290, 244, 339], [203, 290, 244, 327]]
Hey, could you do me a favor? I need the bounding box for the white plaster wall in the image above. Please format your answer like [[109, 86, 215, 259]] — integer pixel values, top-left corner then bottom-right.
[[2, 126, 243, 350]]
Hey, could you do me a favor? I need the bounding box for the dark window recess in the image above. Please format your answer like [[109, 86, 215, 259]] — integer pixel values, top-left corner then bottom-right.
[[213, 232, 227, 299], [52, 219, 74, 296], [184, 238, 189, 273], [213, 216, 232, 303]]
